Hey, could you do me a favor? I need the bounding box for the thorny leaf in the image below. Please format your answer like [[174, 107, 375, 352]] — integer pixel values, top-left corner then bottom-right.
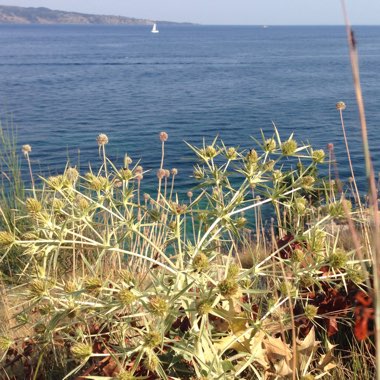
[[264, 335, 292, 363], [249, 330, 269, 369], [273, 358, 293, 377], [297, 327, 320, 355]]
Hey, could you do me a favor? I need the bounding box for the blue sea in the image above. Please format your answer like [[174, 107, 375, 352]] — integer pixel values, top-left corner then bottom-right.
[[0, 25, 379, 193]]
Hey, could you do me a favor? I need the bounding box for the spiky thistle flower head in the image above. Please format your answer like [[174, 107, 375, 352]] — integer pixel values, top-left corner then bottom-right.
[[0, 231, 15, 247], [197, 299, 213, 316], [205, 145, 217, 159], [281, 139, 298, 156], [312, 149, 325, 163], [71, 342, 92, 361], [0, 336, 13, 351], [144, 331, 162, 348], [304, 304, 319, 321], [218, 278, 239, 298], [26, 198, 42, 214], [29, 279, 51, 298], [84, 277, 102, 294], [119, 288, 136, 307], [117, 371, 137, 380], [301, 175, 315, 189], [328, 248, 348, 269], [264, 138, 277, 152], [246, 149, 258, 163], [226, 147, 237, 160], [192, 252, 210, 272], [148, 296, 168, 316]]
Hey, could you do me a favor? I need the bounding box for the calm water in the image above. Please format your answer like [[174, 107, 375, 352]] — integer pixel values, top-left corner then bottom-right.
[[0, 25, 379, 192]]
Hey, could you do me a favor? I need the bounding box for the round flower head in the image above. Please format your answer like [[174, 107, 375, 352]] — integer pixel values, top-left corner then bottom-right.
[[312, 149, 325, 163], [226, 147, 237, 160], [187, 191, 193, 198], [22, 144, 32, 156], [264, 138, 276, 152], [157, 168, 166, 180], [281, 139, 298, 156], [336, 101, 346, 110], [96, 133, 109, 146], [159, 131, 168, 142], [135, 165, 143, 174], [327, 143, 334, 151], [71, 342, 92, 361], [164, 169, 170, 178], [171, 168, 178, 176]]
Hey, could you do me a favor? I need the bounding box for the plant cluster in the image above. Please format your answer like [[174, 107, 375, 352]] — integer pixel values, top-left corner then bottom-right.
[[0, 129, 375, 379]]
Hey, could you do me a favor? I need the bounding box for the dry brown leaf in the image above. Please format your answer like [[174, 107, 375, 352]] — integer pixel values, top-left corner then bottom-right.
[[296, 326, 320, 355], [273, 358, 293, 377], [249, 330, 269, 369], [213, 328, 252, 354], [264, 335, 292, 362]]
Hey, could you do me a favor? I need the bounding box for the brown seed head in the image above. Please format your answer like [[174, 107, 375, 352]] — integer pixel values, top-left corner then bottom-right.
[[96, 133, 109, 146], [21, 144, 32, 156], [159, 131, 168, 142], [157, 168, 166, 180], [336, 101, 346, 110]]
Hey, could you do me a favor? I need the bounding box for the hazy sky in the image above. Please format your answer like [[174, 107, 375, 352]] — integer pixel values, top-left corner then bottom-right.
[[2, 0, 380, 25]]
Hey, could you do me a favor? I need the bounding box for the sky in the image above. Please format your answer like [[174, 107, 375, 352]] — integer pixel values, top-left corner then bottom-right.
[[2, 0, 380, 25]]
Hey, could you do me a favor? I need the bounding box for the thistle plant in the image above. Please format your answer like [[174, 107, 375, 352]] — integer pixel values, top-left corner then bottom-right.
[[0, 129, 374, 379]]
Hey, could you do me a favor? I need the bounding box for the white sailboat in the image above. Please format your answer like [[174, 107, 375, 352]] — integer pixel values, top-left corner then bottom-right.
[[151, 23, 159, 33]]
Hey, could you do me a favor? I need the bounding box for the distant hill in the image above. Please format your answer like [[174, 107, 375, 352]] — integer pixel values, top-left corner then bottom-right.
[[0, 5, 190, 25]]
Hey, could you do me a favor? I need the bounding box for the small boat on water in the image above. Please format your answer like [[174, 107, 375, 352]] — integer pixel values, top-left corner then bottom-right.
[[151, 23, 159, 33]]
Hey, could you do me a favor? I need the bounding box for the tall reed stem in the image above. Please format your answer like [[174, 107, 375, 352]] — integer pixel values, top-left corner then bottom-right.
[[341, 2, 380, 378]]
